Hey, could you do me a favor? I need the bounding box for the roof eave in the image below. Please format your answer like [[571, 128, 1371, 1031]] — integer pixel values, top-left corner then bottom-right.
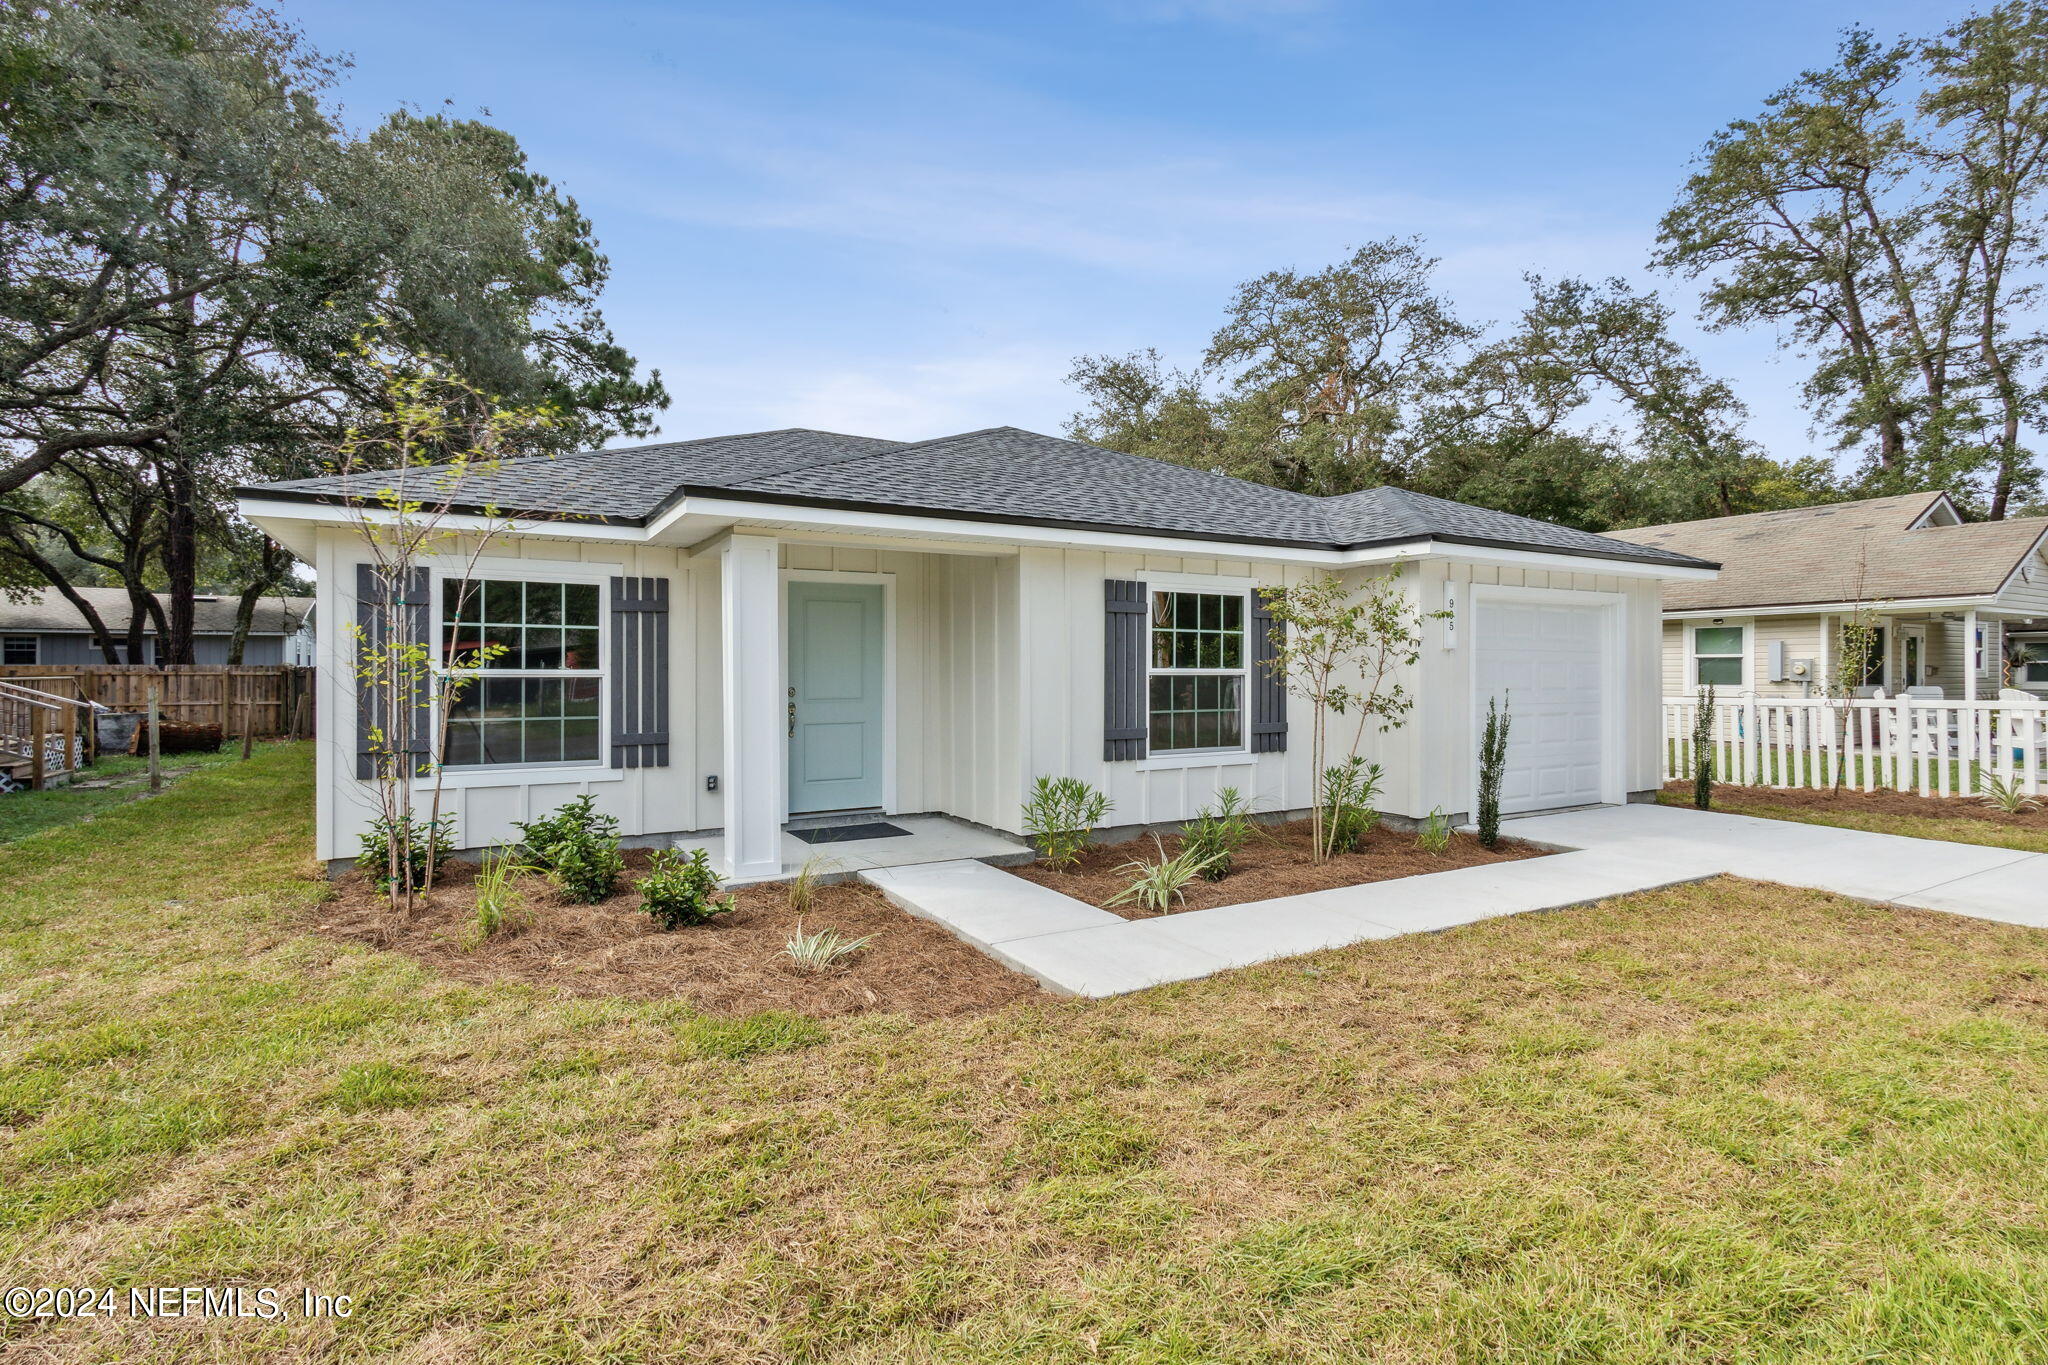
[[235, 483, 1716, 574]]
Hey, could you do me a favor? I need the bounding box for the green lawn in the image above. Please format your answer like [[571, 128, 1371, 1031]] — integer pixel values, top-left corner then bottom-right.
[[6, 746, 2048, 1361], [0, 747, 248, 846]]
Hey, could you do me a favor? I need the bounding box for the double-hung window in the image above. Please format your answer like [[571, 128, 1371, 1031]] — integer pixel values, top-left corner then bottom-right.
[[1690, 625, 1745, 688], [440, 577, 602, 768], [2020, 640, 2048, 686], [1148, 589, 1247, 753]]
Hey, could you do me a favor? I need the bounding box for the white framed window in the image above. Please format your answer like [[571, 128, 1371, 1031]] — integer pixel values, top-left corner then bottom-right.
[[2, 635, 36, 665], [1690, 623, 1746, 688], [2019, 640, 2048, 686], [1148, 588, 1248, 753], [438, 575, 604, 769]]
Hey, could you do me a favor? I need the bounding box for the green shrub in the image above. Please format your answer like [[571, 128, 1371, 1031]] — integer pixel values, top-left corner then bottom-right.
[[1416, 806, 1452, 857], [1320, 758, 1384, 856], [514, 794, 620, 870], [1179, 786, 1254, 879], [640, 847, 731, 929], [1477, 694, 1511, 849], [548, 825, 624, 904], [1022, 776, 1112, 869], [356, 814, 454, 891], [1105, 835, 1220, 914]]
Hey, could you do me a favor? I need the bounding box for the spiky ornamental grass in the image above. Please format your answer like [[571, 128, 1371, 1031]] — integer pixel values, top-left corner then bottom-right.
[[1478, 694, 1511, 849]]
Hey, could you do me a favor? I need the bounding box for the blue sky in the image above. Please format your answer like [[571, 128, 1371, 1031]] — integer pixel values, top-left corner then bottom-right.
[[291, 0, 1948, 461]]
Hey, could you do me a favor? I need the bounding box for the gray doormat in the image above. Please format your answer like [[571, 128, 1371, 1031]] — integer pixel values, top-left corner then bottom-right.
[[789, 821, 910, 844]]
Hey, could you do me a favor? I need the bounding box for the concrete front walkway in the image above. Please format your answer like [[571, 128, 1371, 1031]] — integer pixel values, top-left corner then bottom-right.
[[860, 804, 2048, 998]]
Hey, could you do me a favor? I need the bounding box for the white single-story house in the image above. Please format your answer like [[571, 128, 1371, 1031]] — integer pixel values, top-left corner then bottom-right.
[[0, 586, 314, 667], [236, 426, 1717, 879], [1602, 491, 2048, 701]]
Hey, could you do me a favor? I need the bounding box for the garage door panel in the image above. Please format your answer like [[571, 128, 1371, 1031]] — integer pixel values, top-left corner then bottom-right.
[[1476, 598, 1610, 815]]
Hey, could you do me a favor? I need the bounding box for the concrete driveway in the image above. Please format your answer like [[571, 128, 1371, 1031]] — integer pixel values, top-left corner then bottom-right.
[[1510, 803, 2047, 928]]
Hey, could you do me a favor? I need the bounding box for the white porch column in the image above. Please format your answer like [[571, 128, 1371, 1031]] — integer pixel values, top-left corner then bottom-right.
[[1964, 607, 1980, 701], [719, 533, 784, 880]]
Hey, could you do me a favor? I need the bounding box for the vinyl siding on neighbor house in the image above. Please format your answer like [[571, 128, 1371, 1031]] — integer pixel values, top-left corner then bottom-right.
[[1658, 609, 2018, 701], [2, 632, 288, 666]]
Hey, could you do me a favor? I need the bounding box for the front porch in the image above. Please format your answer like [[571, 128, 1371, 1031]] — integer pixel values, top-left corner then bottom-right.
[[702, 529, 1025, 881], [689, 814, 1033, 888]]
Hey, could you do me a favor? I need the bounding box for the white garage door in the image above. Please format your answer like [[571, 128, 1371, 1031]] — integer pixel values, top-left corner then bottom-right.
[[1474, 597, 1610, 814]]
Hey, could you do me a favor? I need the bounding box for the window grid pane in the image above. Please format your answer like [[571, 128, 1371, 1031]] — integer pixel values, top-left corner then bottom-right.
[[1148, 673, 1244, 752], [441, 577, 605, 768], [441, 577, 601, 672]]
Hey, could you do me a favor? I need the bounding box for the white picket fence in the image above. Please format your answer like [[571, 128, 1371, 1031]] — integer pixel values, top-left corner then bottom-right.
[[1662, 693, 2048, 798]]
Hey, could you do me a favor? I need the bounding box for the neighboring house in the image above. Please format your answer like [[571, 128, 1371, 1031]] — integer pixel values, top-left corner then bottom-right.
[[1602, 491, 2048, 701], [0, 587, 315, 667], [237, 426, 1716, 878]]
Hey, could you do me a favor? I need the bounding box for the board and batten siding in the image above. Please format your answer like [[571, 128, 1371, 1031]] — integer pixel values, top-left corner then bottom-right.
[[313, 525, 701, 863], [1013, 547, 1315, 831], [311, 522, 1678, 863], [1410, 560, 1664, 819]]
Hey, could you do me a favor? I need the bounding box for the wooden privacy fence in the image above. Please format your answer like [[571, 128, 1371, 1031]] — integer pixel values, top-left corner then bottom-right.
[[0, 665, 314, 740], [1664, 693, 2048, 799]]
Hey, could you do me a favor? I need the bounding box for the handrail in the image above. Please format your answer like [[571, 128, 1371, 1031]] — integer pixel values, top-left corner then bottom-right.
[[0, 681, 66, 711]]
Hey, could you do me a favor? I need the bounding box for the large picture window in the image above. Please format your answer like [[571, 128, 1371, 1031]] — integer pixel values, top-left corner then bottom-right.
[[440, 577, 602, 768], [1148, 589, 1246, 753]]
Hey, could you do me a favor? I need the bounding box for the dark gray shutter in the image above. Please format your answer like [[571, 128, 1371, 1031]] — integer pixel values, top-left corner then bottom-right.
[[610, 576, 670, 768], [354, 563, 431, 780], [1104, 579, 1148, 761], [1249, 592, 1287, 753]]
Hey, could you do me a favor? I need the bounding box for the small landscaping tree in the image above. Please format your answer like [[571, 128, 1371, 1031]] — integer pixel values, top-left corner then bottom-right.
[[1691, 684, 1717, 810], [1257, 566, 1445, 861], [1476, 693, 1511, 848], [331, 337, 561, 930]]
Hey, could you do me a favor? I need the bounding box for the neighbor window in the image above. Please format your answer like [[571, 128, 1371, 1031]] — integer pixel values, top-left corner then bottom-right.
[[1148, 590, 1246, 752], [1850, 626, 1888, 688], [2021, 641, 2048, 686], [439, 577, 602, 767], [1, 635, 35, 665], [1691, 625, 1745, 687]]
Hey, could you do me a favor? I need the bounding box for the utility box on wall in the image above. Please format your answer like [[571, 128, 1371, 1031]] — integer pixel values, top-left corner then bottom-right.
[[1767, 639, 1816, 687]]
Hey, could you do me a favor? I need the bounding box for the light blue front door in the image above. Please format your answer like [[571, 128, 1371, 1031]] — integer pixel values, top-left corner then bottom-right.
[[787, 581, 886, 813]]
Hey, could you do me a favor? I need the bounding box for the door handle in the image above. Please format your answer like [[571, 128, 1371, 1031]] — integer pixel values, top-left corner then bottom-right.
[[787, 699, 796, 738]]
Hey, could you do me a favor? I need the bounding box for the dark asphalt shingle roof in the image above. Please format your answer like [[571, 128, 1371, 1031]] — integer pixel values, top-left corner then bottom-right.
[[241, 425, 1713, 571]]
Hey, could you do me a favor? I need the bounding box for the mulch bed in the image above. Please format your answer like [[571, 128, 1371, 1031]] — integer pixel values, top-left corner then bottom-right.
[[1007, 818, 1549, 917], [1668, 780, 2048, 831], [315, 848, 1042, 1019]]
